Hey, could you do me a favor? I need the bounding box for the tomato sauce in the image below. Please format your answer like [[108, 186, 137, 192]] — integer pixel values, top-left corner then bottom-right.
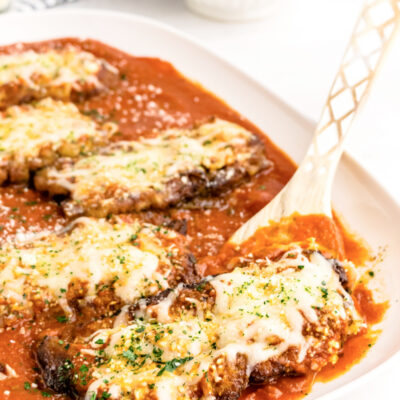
[[0, 38, 386, 400]]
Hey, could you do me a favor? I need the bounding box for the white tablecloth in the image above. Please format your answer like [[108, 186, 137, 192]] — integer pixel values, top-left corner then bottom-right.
[[7, 0, 400, 397]]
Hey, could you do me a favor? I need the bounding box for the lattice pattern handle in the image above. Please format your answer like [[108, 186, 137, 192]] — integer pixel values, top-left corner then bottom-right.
[[312, 0, 400, 159], [230, 0, 400, 245]]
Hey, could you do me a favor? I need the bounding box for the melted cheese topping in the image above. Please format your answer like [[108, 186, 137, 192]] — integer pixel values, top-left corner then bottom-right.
[[0, 217, 182, 315], [0, 98, 114, 161], [0, 46, 117, 91], [47, 119, 263, 201], [85, 249, 364, 400]]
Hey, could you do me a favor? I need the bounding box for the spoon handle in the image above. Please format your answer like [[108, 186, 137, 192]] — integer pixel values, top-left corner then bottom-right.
[[230, 0, 400, 245]]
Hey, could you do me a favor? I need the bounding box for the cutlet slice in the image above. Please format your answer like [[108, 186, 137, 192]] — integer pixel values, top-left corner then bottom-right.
[[0, 98, 117, 184], [0, 45, 118, 109], [35, 118, 272, 217], [0, 217, 197, 321]]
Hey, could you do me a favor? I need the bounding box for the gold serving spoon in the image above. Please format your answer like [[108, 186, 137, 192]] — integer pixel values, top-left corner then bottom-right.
[[230, 0, 400, 246]]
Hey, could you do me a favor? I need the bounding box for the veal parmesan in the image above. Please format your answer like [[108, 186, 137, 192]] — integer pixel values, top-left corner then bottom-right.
[[0, 45, 119, 109], [0, 217, 196, 322], [0, 98, 117, 184], [34, 118, 271, 217]]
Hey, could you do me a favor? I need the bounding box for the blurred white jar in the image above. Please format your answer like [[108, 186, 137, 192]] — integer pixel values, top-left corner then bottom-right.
[[0, 0, 11, 12], [185, 0, 279, 21]]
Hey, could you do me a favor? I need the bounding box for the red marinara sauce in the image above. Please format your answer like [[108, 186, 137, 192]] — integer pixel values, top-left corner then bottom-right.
[[0, 39, 386, 400]]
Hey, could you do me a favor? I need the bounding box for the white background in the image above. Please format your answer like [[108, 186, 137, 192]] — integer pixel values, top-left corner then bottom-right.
[[7, 0, 400, 398]]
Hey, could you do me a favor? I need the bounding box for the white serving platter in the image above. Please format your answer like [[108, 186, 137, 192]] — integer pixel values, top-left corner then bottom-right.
[[1, 9, 399, 400]]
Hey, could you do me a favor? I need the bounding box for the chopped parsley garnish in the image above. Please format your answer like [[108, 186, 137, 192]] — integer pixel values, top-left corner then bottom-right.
[[157, 356, 193, 376], [152, 346, 163, 359], [122, 349, 137, 364], [80, 364, 89, 372], [320, 287, 329, 300], [56, 315, 69, 323]]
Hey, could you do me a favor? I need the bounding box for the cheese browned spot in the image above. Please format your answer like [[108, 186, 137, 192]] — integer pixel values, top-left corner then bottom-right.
[[0, 98, 117, 184], [0, 217, 196, 320], [35, 119, 271, 217], [0, 45, 119, 109], [37, 249, 363, 400]]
